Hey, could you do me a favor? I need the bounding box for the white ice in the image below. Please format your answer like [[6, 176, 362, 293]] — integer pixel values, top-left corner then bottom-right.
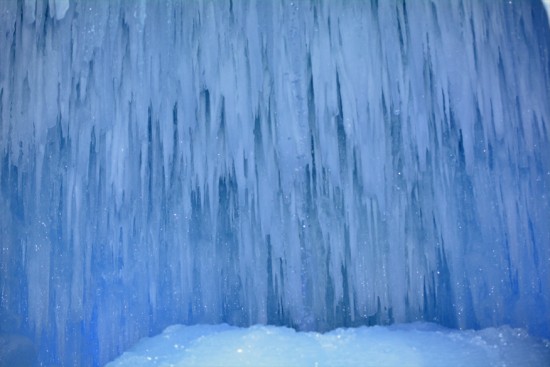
[[106, 323, 550, 367], [544, 0, 550, 23]]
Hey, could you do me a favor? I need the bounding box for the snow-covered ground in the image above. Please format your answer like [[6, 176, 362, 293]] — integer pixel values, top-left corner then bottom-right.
[[107, 323, 550, 367]]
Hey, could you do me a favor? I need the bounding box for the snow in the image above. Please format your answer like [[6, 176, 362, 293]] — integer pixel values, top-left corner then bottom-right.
[[0, 0, 550, 366], [107, 323, 550, 367]]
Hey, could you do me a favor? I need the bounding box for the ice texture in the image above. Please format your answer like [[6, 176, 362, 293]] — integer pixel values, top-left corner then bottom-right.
[[0, 0, 549, 366], [106, 323, 550, 367]]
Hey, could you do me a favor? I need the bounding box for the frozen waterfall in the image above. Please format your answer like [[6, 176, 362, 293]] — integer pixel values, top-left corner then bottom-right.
[[1, 0, 549, 365]]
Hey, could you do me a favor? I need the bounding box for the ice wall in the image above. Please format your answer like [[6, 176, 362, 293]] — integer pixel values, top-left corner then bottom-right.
[[1, 0, 549, 365]]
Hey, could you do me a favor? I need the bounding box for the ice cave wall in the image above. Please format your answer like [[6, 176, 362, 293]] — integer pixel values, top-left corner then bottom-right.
[[0, 0, 549, 365]]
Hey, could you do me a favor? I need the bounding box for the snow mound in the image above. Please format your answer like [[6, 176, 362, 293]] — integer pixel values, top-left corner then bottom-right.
[[106, 323, 550, 367]]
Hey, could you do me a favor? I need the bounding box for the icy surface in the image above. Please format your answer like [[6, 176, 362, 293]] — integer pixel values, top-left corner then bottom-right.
[[1, 0, 550, 366], [107, 323, 550, 367]]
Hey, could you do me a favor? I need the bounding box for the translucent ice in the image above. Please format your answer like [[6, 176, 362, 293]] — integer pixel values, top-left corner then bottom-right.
[[0, 0, 549, 366]]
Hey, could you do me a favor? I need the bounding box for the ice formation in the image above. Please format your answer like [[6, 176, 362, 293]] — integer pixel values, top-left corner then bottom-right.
[[0, 0, 549, 365]]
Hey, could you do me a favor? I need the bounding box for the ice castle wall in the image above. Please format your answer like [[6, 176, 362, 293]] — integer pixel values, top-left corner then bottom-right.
[[0, 0, 549, 365]]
